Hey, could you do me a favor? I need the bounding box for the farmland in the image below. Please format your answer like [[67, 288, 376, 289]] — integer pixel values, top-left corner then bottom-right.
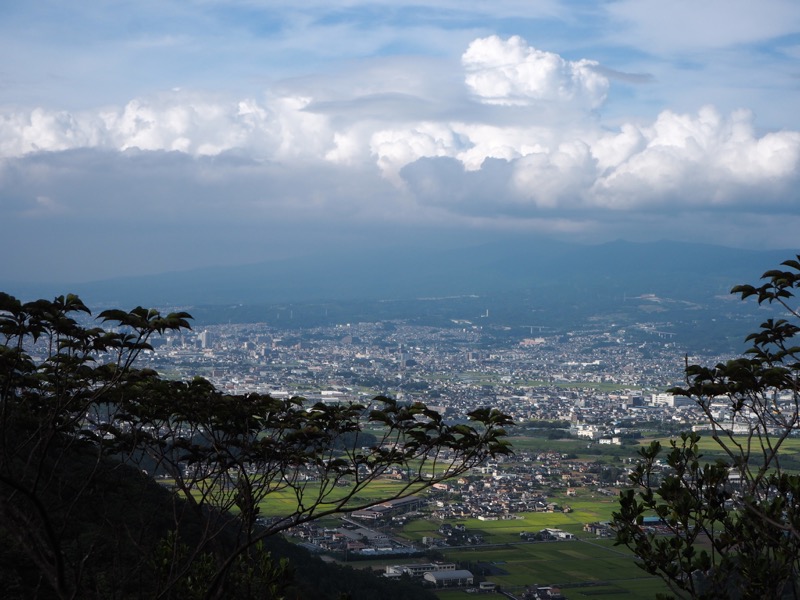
[[261, 435, 675, 598], [397, 486, 670, 599], [233, 429, 800, 598]]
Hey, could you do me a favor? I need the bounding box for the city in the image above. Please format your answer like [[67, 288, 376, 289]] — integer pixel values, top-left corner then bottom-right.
[[118, 308, 734, 597], [140, 312, 733, 438]]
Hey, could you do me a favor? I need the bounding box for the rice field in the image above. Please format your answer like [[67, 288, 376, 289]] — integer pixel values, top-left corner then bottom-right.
[[255, 478, 427, 517], [438, 540, 669, 599], [396, 488, 672, 599]]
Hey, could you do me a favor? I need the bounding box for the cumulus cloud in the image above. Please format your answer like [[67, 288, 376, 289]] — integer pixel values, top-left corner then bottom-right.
[[396, 103, 800, 218], [1, 36, 797, 215], [461, 36, 609, 109], [0, 92, 343, 164], [590, 107, 800, 209], [0, 38, 796, 218]]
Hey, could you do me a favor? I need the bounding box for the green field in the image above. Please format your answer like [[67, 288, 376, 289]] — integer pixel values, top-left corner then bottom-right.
[[251, 430, 800, 598], [402, 497, 618, 543], [336, 503, 669, 600], [508, 435, 637, 463], [421, 432, 800, 599], [436, 540, 668, 599], [254, 478, 429, 517], [394, 486, 671, 599], [648, 434, 800, 454], [248, 473, 669, 598], [644, 434, 800, 471]]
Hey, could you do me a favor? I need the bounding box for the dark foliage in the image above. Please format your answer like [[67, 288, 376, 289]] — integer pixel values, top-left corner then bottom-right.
[[613, 256, 800, 599], [0, 292, 511, 599]]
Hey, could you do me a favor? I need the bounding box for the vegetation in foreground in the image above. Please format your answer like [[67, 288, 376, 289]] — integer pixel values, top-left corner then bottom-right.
[[0, 293, 510, 599], [615, 256, 800, 599]]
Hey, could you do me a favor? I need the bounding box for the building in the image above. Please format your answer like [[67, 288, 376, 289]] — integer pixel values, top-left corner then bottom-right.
[[350, 496, 424, 521], [541, 528, 575, 540], [384, 563, 455, 578], [423, 569, 474, 588]]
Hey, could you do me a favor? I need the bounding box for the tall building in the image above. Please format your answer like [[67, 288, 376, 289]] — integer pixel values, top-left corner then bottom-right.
[[198, 330, 213, 349]]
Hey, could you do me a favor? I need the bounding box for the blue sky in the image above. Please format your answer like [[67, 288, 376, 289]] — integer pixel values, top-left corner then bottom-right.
[[1, 0, 799, 283]]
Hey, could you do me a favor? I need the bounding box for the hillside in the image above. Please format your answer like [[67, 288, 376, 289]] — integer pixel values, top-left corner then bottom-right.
[[0, 441, 435, 600]]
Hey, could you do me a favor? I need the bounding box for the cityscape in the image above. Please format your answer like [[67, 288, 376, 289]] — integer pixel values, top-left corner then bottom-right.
[[143, 310, 735, 437]]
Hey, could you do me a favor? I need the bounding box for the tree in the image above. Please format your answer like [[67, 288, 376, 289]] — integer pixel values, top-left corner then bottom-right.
[[613, 256, 800, 599], [0, 293, 511, 599]]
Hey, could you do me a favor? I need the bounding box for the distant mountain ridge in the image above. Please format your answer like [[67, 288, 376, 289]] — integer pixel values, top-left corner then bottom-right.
[[2, 238, 793, 309]]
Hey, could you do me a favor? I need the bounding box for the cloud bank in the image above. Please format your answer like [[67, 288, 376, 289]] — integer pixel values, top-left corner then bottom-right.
[[1, 33, 798, 282]]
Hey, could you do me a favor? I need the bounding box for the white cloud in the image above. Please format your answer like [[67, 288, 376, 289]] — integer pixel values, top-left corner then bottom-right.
[[0, 37, 797, 219], [590, 107, 800, 209], [462, 35, 609, 109], [511, 141, 597, 209], [395, 103, 800, 219], [370, 123, 465, 182], [0, 91, 341, 162], [453, 124, 552, 171]]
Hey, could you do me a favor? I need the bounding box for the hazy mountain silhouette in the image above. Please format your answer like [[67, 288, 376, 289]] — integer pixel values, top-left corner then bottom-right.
[[2, 238, 791, 308]]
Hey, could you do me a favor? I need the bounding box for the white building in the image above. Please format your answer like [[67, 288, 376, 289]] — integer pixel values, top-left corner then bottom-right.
[[424, 570, 474, 588]]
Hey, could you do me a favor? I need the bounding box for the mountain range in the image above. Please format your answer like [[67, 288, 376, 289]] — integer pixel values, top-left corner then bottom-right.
[[4, 238, 791, 309]]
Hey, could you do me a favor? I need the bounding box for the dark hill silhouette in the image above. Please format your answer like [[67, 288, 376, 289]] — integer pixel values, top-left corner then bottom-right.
[[0, 441, 436, 600]]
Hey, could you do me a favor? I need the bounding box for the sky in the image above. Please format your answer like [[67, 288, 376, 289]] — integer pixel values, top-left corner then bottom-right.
[[1, 0, 799, 283]]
